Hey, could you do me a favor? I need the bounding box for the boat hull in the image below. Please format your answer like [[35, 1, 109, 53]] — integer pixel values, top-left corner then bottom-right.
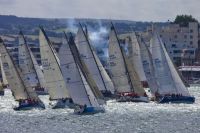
[[13, 102, 45, 111], [74, 106, 105, 115], [101, 90, 114, 98], [0, 90, 4, 96], [35, 91, 48, 95], [158, 96, 195, 104], [117, 96, 149, 103]]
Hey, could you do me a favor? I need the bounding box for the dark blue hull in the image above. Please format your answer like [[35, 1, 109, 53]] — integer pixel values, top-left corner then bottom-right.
[[158, 96, 195, 104], [74, 106, 105, 115], [14, 102, 45, 111], [0, 90, 4, 96]]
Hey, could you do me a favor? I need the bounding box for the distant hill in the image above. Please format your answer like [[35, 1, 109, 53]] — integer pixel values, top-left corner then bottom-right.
[[0, 15, 168, 35]]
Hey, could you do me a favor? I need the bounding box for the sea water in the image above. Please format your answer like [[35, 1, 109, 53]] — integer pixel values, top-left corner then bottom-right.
[[0, 87, 200, 133]]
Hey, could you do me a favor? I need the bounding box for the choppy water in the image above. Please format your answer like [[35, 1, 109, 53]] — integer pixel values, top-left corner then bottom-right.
[[0, 87, 200, 133]]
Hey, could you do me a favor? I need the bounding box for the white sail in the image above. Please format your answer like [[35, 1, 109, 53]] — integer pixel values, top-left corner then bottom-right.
[[158, 35, 190, 96], [93, 52, 115, 94], [0, 57, 8, 86], [80, 70, 100, 107], [128, 32, 146, 81], [123, 51, 146, 95], [151, 33, 177, 95], [0, 38, 38, 100], [75, 27, 107, 92], [18, 33, 39, 87], [139, 36, 159, 94], [108, 27, 132, 93], [39, 28, 69, 100], [109, 26, 147, 96], [29, 47, 46, 88], [58, 36, 91, 106]]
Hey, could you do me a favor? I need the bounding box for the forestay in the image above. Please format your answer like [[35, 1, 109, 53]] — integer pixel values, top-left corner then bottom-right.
[[39, 28, 69, 100]]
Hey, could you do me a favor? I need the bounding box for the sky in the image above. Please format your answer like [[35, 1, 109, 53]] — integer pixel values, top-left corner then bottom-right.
[[0, 0, 200, 22]]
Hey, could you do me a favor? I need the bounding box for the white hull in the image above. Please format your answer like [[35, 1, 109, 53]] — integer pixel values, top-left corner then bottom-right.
[[117, 96, 149, 103]]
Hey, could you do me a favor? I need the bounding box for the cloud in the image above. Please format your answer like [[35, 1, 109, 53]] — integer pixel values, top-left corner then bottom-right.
[[0, 0, 199, 22]]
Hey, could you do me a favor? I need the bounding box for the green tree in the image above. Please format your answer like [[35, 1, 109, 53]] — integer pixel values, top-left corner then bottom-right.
[[173, 15, 198, 27]]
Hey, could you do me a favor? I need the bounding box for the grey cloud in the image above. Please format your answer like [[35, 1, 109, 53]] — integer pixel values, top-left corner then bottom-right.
[[0, 0, 199, 21]]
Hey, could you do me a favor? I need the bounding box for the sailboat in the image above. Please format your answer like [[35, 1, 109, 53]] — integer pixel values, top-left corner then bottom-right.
[[75, 24, 115, 97], [0, 37, 45, 110], [59, 32, 105, 114], [108, 23, 148, 102], [39, 27, 72, 108], [151, 31, 195, 103], [18, 31, 48, 95], [127, 32, 148, 87]]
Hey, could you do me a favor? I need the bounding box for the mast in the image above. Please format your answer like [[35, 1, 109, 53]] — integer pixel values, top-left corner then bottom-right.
[[79, 24, 108, 91], [110, 22, 134, 92]]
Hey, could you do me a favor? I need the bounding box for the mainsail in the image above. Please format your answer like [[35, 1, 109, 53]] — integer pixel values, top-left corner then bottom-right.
[[68, 33, 105, 104], [0, 38, 39, 100], [39, 28, 69, 100], [108, 24, 146, 96], [58, 34, 91, 106], [93, 52, 115, 94], [138, 36, 159, 94], [151, 32, 190, 96], [18, 32, 39, 87], [128, 32, 146, 82], [157, 34, 190, 96], [75, 25, 108, 92], [109, 25, 132, 93]]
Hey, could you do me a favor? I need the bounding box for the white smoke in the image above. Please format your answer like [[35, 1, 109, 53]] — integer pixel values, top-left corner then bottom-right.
[[66, 19, 78, 33]]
